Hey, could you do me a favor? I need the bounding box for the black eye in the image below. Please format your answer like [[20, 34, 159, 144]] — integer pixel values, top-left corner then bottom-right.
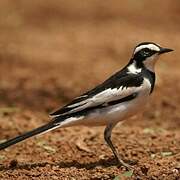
[[141, 48, 151, 56], [134, 48, 156, 60]]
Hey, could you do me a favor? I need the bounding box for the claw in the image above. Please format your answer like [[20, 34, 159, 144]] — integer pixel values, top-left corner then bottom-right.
[[117, 159, 132, 170]]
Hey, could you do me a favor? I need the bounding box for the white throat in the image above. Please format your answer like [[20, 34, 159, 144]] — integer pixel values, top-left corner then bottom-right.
[[143, 54, 159, 72]]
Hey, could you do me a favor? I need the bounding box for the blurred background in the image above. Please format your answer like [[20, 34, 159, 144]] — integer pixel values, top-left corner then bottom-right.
[[0, 0, 179, 112], [0, 1, 179, 178]]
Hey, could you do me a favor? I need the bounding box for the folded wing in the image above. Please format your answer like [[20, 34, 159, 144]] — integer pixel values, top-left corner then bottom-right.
[[50, 72, 143, 118]]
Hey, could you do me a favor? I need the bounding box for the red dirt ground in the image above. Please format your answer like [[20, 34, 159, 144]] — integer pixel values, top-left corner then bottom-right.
[[0, 1, 179, 179]]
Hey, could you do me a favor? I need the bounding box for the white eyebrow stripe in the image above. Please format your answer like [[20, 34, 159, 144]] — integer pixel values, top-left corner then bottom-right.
[[134, 44, 160, 54]]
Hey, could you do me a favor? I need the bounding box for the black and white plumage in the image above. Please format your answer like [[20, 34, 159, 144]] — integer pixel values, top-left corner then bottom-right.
[[0, 42, 173, 169]]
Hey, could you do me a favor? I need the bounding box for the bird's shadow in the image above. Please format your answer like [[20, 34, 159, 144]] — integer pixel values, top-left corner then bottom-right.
[[0, 157, 119, 171]]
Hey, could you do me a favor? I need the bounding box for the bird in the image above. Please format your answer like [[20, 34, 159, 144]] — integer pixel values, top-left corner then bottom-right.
[[0, 42, 173, 169]]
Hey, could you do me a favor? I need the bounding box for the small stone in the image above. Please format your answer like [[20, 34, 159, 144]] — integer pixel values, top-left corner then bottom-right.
[[9, 159, 18, 168], [141, 165, 149, 175], [172, 169, 179, 174]]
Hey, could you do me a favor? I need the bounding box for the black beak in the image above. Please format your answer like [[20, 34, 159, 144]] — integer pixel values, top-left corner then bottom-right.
[[159, 48, 174, 54]]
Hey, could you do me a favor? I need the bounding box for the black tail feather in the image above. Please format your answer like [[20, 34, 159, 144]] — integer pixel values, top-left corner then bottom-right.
[[0, 122, 58, 150]]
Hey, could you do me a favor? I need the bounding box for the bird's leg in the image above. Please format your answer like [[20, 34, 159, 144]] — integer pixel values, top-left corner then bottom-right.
[[104, 123, 131, 169]]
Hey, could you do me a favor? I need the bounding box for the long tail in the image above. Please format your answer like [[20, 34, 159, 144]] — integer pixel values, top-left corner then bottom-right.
[[0, 121, 59, 150]]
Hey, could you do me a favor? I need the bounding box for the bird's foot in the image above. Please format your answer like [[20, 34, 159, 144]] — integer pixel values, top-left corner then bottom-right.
[[116, 157, 138, 170], [124, 159, 138, 166], [117, 159, 132, 171]]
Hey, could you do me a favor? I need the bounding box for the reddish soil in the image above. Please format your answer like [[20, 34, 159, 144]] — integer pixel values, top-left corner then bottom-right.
[[0, 1, 179, 179]]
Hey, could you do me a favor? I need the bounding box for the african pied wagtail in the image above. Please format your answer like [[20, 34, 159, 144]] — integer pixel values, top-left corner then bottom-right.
[[0, 42, 173, 169]]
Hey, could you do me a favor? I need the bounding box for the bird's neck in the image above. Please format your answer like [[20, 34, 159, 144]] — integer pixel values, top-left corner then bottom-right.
[[127, 59, 156, 94], [128, 57, 157, 72], [126, 59, 142, 74], [144, 69, 156, 94]]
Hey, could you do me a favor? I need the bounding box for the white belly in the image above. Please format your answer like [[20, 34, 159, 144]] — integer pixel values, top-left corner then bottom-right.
[[83, 92, 149, 126]]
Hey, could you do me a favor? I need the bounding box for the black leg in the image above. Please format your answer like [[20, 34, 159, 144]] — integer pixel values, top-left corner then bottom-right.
[[104, 123, 131, 169]]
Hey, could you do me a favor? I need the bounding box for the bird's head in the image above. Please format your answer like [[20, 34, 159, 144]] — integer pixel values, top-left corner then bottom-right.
[[131, 42, 173, 72]]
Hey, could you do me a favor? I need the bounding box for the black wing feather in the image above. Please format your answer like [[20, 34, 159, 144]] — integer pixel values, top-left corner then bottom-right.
[[50, 69, 143, 117]]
